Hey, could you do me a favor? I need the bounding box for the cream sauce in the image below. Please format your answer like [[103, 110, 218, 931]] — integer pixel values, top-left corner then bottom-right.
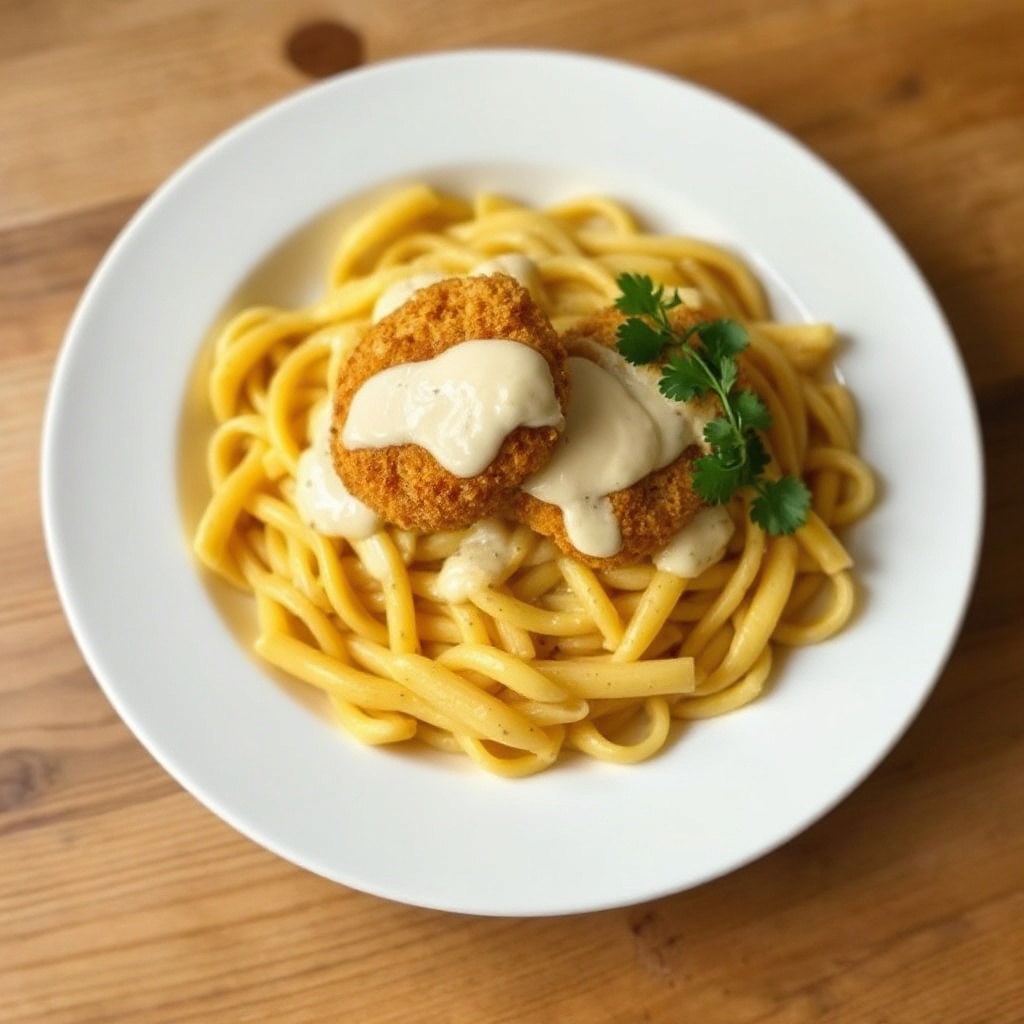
[[471, 254, 544, 302], [436, 519, 517, 603], [341, 339, 563, 477], [295, 405, 381, 539], [522, 345, 707, 558], [654, 506, 735, 578]]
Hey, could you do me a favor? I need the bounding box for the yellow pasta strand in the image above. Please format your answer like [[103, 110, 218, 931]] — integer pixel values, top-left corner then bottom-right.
[[673, 647, 773, 719], [558, 558, 625, 651], [194, 439, 267, 579], [532, 657, 695, 699], [773, 570, 856, 645], [437, 644, 569, 702], [389, 653, 557, 756], [567, 698, 672, 764], [696, 537, 799, 695], [329, 184, 445, 284], [613, 571, 688, 663]]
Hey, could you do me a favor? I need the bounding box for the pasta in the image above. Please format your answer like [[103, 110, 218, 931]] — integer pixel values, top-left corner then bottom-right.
[[192, 184, 875, 777]]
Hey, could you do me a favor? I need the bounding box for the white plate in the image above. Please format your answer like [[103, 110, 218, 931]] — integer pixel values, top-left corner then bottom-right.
[[42, 49, 983, 916]]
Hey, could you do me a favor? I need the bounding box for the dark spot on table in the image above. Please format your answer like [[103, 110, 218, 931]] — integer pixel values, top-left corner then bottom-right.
[[285, 21, 364, 79], [0, 748, 60, 814], [630, 907, 682, 977], [884, 73, 924, 104]]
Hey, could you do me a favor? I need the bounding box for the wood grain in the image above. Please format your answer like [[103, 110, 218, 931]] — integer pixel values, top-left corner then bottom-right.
[[2, 0, 1022, 1020]]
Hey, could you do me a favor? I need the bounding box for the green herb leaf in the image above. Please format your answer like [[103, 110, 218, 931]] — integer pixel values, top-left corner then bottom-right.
[[614, 273, 670, 318], [659, 357, 711, 402], [616, 318, 666, 364], [751, 477, 812, 535], [733, 390, 772, 432], [692, 454, 746, 505], [612, 274, 810, 535], [691, 430, 770, 505], [703, 417, 741, 451], [697, 319, 748, 363], [717, 355, 739, 395], [743, 433, 771, 483]]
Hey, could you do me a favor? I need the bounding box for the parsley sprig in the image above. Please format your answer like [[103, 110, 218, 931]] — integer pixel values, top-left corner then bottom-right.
[[614, 273, 810, 535]]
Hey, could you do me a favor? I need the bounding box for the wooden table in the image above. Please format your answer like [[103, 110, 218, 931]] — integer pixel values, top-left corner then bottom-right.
[[3, 1, 1022, 1020]]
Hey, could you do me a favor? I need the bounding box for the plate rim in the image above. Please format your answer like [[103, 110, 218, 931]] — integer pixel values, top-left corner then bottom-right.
[[41, 47, 985, 916]]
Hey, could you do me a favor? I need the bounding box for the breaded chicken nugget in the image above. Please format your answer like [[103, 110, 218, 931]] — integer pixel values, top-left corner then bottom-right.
[[509, 306, 719, 569], [508, 455, 706, 569], [331, 274, 569, 532], [569, 302, 707, 352]]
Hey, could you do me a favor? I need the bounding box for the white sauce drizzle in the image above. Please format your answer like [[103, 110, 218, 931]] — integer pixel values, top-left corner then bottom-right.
[[323, 271, 719, 563], [342, 339, 563, 477], [470, 254, 544, 302], [522, 344, 708, 558], [436, 519, 516, 603], [654, 506, 735, 578], [295, 405, 381, 539]]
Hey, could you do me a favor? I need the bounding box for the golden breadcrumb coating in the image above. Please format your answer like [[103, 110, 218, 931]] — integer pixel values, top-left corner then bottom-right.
[[331, 274, 569, 532], [509, 305, 721, 569], [507, 456, 706, 569]]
